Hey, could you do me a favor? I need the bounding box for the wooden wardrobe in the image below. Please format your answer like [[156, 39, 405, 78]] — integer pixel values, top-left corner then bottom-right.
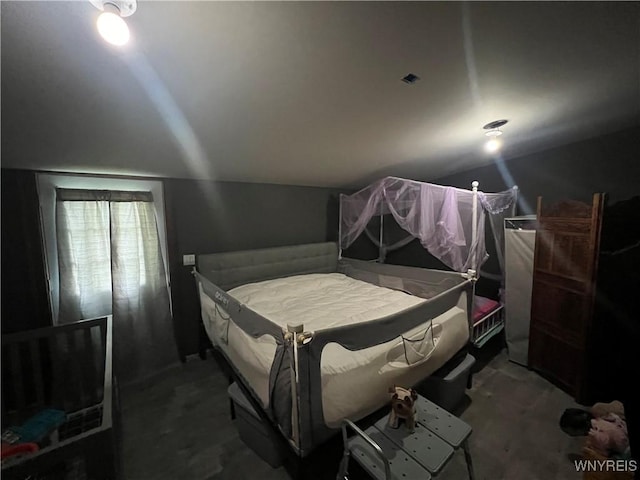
[[528, 194, 604, 403]]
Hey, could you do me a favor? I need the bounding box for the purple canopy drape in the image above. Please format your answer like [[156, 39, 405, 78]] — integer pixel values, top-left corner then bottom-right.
[[339, 177, 517, 273]]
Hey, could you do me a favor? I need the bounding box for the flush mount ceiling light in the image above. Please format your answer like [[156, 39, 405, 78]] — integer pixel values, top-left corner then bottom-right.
[[89, 0, 137, 46], [483, 119, 508, 137], [484, 129, 503, 137], [483, 119, 508, 152]]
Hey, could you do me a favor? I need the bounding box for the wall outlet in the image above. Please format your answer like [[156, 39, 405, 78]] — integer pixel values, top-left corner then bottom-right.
[[183, 254, 196, 266]]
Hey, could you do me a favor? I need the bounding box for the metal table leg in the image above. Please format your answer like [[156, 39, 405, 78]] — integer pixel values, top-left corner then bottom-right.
[[462, 439, 475, 480]]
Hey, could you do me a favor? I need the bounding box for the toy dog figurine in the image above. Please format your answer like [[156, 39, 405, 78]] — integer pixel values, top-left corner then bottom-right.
[[388, 386, 418, 432]]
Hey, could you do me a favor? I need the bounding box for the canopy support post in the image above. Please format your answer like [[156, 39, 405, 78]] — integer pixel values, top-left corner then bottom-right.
[[471, 181, 479, 276], [378, 200, 384, 263], [338, 194, 343, 260]]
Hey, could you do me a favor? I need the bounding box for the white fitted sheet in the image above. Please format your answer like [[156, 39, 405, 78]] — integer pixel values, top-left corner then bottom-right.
[[200, 273, 469, 426]]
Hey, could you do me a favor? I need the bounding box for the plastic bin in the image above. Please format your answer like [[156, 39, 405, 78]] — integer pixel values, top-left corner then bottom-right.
[[227, 382, 285, 468], [417, 354, 476, 412]]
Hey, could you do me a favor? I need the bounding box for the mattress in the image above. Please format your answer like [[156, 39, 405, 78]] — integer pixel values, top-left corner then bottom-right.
[[199, 273, 469, 427]]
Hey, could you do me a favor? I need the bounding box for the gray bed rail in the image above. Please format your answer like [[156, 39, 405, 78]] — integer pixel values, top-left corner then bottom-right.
[[195, 242, 472, 456]]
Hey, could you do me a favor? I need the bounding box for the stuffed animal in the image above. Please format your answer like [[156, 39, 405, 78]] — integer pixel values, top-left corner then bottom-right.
[[388, 386, 418, 433], [591, 400, 625, 420], [588, 413, 629, 455]]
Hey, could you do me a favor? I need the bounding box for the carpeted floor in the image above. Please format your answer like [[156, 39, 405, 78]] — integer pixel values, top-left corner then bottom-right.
[[119, 346, 586, 480]]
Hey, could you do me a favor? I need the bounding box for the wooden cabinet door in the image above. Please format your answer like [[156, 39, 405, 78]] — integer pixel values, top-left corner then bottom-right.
[[528, 194, 604, 402]]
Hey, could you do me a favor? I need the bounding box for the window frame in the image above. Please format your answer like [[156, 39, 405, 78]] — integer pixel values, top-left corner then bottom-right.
[[37, 173, 172, 324]]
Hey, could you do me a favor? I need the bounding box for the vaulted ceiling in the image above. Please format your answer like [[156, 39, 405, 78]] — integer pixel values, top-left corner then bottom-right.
[[2, 1, 639, 187]]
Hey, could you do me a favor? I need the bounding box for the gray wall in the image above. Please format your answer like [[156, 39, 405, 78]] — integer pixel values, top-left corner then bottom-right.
[[163, 179, 343, 358], [1, 169, 52, 333]]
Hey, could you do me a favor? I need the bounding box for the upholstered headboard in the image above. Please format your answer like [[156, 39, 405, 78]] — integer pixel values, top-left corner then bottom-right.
[[196, 242, 339, 291]]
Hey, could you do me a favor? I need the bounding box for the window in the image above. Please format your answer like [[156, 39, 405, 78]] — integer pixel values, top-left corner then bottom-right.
[[56, 191, 162, 320], [38, 175, 177, 383], [37, 174, 171, 323]]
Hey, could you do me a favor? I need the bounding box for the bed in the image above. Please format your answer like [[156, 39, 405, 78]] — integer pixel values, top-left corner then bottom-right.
[[194, 177, 515, 457], [194, 176, 517, 457], [200, 270, 469, 426], [195, 242, 473, 456]]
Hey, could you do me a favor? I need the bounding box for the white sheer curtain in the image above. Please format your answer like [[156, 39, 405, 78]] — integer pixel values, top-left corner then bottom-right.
[[56, 189, 176, 384], [57, 200, 112, 320]]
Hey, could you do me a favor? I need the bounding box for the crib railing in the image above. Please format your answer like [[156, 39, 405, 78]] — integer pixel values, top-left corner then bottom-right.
[[1, 316, 118, 480]]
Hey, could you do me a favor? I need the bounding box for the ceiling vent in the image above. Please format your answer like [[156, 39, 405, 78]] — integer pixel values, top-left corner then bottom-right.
[[401, 73, 420, 84]]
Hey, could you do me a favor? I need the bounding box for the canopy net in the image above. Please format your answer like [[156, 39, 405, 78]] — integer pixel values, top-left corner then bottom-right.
[[340, 176, 517, 273]]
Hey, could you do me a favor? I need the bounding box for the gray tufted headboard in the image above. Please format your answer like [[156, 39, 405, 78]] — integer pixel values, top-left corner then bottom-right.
[[196, 242, 339, 291]]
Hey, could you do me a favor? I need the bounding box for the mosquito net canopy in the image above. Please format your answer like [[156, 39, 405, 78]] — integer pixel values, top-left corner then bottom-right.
[[340, 176, 517, 273]]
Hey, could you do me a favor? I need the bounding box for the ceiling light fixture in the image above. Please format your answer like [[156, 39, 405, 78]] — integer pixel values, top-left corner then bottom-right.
[[485, 138, 502, 153], [483, 119, 508, 153], [90, 0, 137, 46], [484, 129, 503, 137]]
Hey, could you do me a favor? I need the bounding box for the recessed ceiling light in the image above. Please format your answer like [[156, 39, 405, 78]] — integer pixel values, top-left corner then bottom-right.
[[401, 73, 420, 84]]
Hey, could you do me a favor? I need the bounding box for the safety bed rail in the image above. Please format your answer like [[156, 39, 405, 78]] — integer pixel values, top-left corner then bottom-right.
[[195, 245, 473, 457], [289, 278, 471, 454]]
